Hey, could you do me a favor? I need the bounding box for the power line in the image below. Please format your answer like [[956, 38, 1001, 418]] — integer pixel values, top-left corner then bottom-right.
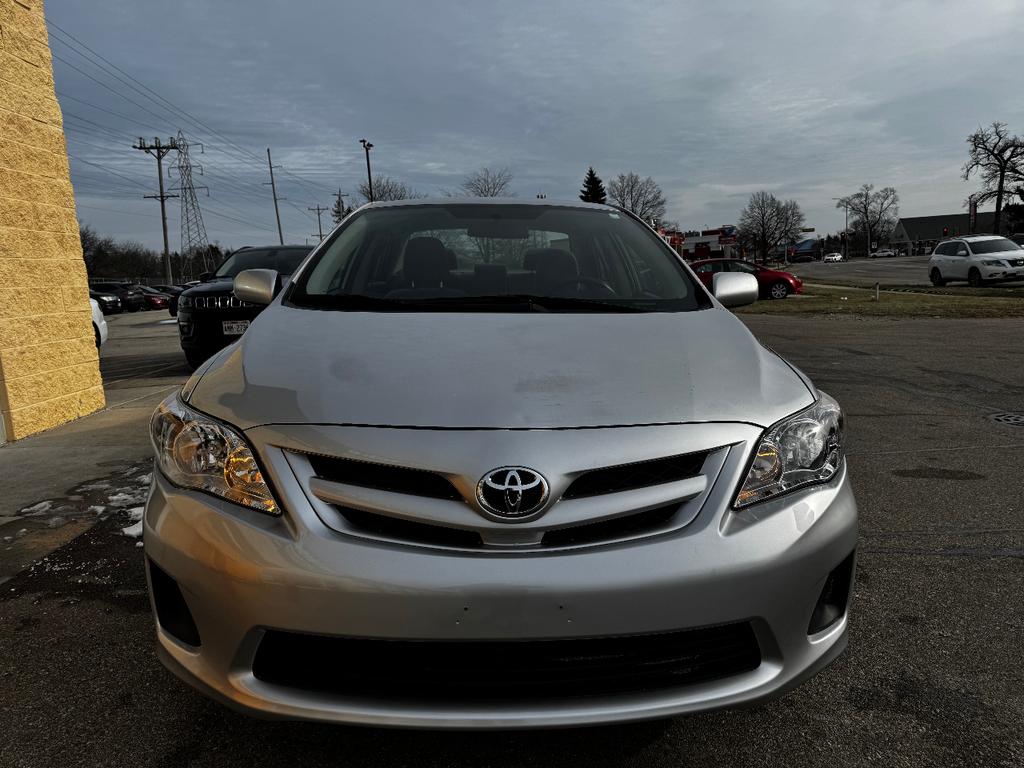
[[68, 154, 151, 189], [56, 90, 164, 133], [48, 19, 332, 196], [51, 51, 176, 126]]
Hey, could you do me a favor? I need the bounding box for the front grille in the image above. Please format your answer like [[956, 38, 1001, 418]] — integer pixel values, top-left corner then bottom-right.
[[252, 622, 761, 701], [308, 454, 461, 501], [190, 295, 256, 309], [337, 505, 482, 548], [563, 451, 709, 499]]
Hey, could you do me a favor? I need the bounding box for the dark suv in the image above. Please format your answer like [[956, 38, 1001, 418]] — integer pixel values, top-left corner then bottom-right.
[[90, 282, 146, 312], [177, 245, 312, 369]]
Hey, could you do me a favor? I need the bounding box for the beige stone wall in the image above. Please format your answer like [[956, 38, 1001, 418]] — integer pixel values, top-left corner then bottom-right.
[[0, 0, 104, 441]]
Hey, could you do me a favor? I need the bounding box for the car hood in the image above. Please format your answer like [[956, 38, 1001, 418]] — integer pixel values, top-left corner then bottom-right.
[[181, 278, 234, 297], [187, 304, 816, 430]]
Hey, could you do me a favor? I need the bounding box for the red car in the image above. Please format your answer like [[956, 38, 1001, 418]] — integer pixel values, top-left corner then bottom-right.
[[132, 284, 171, 310], [689, 258, 803, 300]]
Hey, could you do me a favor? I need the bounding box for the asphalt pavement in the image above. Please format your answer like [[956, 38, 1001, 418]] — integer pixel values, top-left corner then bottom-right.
[[1, 310, 1022, 768]]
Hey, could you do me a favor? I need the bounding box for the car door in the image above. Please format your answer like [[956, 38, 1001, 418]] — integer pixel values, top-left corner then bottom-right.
[[948, 241, 970, 279]]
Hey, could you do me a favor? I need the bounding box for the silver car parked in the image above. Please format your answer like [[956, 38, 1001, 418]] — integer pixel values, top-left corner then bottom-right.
[[145, 199, 856, 728]]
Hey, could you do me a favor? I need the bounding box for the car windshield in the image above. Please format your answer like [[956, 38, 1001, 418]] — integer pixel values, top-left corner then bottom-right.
[[288, 204, 709, 312], [968, 238, 1021, 254], [214, 247, 311, 279]]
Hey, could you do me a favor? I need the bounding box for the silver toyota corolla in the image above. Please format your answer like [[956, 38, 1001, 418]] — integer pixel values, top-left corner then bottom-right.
[[144, 199, 856, 728]]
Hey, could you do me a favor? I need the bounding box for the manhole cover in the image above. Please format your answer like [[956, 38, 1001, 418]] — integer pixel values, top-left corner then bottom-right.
[[989, 412, 1024, 426]]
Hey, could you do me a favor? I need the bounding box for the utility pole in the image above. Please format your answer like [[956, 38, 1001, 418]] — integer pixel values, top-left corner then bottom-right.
[[265, 148, 284, 245], [334, 188, 350, 221], [359, 139, 374, 202], [308, 204, 328, 241], [134, 136, 180, 284], [832, 197, 849, 260]]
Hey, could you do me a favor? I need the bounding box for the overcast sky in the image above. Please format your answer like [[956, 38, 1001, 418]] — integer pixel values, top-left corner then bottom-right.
[[49, 0, 1024, 252]]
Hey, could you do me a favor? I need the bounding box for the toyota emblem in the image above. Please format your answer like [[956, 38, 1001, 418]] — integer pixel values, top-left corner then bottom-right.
[[476, 467, 549, 520]]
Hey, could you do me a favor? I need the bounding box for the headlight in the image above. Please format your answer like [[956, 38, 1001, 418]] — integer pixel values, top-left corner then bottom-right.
[[178, 295, 193, 308], [150, 394, 278, 514], [981, 259, 1007, 267], [735, 393, 844, 508]]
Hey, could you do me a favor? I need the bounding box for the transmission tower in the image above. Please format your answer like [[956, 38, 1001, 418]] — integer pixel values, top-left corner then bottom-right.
[[174, 131, 211, 276]]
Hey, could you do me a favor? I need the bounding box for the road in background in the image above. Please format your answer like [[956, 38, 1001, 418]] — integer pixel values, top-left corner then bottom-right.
[[787, 254, 1024, 289], [1, 312, 1022, 767]]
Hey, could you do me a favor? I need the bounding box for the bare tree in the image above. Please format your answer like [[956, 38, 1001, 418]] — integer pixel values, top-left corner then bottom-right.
[[835, 184, 899, 255], [607, 173, 667, 222], [736, 191, 805, 262], [357, 175, 419, 203], [962, 122, 1024, 234], [460, 167, 514, 197]]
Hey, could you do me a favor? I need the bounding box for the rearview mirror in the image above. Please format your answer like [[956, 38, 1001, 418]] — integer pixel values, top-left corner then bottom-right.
[[199, 272, 213, 282], [712, 272, 759, 308], [234, 269, 279, 306]]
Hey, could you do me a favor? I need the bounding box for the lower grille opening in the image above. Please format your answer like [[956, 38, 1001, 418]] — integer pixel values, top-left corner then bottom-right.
[[541, 503, 682, 547], [148, 559, 201, 647], [808, 550, 855, 634], [252, 622, 761, 701], [338, 506, 483, 548]]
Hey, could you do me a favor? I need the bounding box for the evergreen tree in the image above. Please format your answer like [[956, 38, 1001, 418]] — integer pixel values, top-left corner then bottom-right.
[[579, 167, 607, 204]]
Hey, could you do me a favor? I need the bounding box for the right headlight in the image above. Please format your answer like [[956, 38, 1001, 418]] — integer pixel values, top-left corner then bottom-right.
[[178, 295, 193, 309], [735, 393, 844, 508], [150, 394, 278, 514]]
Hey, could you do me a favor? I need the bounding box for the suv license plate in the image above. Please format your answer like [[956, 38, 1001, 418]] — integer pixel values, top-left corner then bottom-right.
[[222, 320, 250, 336]]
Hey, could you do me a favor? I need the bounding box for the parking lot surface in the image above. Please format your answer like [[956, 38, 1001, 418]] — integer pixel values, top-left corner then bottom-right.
[[1, 312, 1022, 767], [789, 254, 1024, 289]]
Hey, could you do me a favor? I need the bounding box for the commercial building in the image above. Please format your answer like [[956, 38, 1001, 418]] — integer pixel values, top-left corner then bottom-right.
[[890, 212, 997, 255], [0, 0, 104, 442]]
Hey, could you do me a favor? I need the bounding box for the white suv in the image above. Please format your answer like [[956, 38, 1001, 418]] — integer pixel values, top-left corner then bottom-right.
[[928, 236, 1024, 287]]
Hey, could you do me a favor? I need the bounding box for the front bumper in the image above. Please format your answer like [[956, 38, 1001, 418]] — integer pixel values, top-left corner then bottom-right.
[[177, 307, 261, 353], [143, 425, 857, 728], [981, 266, 1024, 281]]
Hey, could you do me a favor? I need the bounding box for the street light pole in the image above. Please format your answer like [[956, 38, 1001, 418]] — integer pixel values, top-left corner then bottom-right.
[[832, 197, 849, 260], [359, 139, 374, 202]]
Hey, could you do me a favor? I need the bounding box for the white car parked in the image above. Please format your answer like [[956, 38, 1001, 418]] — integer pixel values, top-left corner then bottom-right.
[[90, 298, 108, 348], [928, 236, 1024, 287], [823, 252, 843, 263]]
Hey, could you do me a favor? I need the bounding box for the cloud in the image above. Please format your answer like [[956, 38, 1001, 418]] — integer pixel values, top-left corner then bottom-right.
[[51, 0, 1024, 249]]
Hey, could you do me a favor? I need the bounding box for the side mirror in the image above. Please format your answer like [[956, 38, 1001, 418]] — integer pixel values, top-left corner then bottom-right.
[[712, 272, 759, 308], [234, 269, 279, 306], [199, 272, 214, 282]]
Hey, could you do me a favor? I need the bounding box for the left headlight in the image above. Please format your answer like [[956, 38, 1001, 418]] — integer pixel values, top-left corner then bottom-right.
[[150, 394, 279, 514], [982, 259, 1007, 267], [735, 393, 844, 508]]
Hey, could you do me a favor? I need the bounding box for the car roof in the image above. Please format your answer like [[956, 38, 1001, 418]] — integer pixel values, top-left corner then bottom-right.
[[358, 197, 616, 212]]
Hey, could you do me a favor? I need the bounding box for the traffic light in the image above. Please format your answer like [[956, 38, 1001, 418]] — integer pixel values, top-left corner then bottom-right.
[[942, 226, 948, 237]]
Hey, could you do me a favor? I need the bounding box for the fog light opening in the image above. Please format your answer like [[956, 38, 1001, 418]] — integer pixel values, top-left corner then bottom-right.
[[148, 559, 202, 648], [808, 550, 855, 635]]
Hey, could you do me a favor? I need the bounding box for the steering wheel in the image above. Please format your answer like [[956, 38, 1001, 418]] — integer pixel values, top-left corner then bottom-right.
[[548, 276, 617, 298]]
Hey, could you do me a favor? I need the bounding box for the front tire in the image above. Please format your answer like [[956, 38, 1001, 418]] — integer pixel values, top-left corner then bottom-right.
[[968, 268, 984, 288], [769, 281, 790, 300], [930, 268, 946, 287]]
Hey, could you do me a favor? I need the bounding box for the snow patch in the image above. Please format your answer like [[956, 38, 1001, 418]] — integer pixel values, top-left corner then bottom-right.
[[20, 501, 51, 515], [122, 521, 143, 539]]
